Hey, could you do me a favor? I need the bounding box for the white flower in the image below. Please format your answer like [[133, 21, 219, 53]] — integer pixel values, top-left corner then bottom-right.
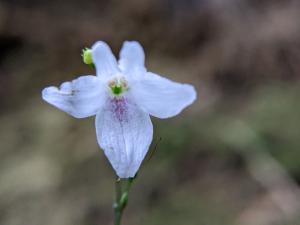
[[42, 41, 196, 178]]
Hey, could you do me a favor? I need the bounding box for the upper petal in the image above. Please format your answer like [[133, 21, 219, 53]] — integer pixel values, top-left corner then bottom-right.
[[95, 98, 153, 178], [42, 75, 107, 118], [92, 41, 119, 77], [131, 72, 197, 119], [118, 41, 146, 76]]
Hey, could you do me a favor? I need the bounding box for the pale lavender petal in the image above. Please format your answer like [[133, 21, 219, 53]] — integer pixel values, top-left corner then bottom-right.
[[132, 72, 196, 119], [42, 75, 106, 118], [95, 98, 153, 178], [118, 41, 146, 76], [92, 41, 119, 77]]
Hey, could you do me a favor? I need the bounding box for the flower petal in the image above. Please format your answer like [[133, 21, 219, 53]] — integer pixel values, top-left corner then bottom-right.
[[92, 41, 119, 77], [95, 98, 153, 178], [42, 75, 106, 118], [132, 72, 197, 119], [118, 41, 146, 76]]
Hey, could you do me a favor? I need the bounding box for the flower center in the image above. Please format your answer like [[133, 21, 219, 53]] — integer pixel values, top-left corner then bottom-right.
[[108, 77, 128, 96]]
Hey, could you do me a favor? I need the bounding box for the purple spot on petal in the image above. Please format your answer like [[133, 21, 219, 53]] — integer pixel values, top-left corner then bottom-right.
[[109, 97, 128, 122]]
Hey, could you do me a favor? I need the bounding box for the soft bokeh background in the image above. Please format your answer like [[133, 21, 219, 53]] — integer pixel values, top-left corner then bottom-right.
[[1, 0, 300, 224]]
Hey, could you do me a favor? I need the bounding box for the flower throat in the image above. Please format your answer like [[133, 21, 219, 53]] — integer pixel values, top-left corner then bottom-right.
[[108, 77, 128, 96]]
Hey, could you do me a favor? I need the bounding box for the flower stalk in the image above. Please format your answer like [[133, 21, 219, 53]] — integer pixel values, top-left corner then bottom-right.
[[113, 177, 135, 225]]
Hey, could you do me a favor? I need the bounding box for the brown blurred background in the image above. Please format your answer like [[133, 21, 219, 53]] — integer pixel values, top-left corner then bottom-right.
[[1, 0, 300, 224]]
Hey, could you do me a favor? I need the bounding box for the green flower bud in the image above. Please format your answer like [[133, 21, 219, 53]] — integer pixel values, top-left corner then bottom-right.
[[81, 48, 93, 65]]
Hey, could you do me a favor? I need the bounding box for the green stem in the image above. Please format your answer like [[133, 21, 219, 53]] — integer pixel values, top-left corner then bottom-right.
[[114, 178, 122, 225], [114, 210, 122, 225], [113, 177, 135, 225]]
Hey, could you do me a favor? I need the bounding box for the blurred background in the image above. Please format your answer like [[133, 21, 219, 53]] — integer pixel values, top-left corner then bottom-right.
[[1, 0, 300, 224]]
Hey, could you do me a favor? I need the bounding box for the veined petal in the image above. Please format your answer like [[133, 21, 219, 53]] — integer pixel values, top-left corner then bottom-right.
[[92, 41, 119, 77], [95, 98, 153, 178], [132, 72, 196, 119], [42, 75, 106, 118], [118, 41, 146, 76]]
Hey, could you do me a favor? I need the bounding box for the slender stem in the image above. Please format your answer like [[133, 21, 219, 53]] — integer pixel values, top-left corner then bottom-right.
[[114, 177, 135, 225], [114, 209, 122, 225], [114, 178, 122, 225], [115, 178, 122, 204]]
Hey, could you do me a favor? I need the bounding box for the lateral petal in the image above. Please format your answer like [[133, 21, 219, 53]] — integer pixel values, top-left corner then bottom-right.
[[42, 75, 106, 118], [132, 72, 196, 119]]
